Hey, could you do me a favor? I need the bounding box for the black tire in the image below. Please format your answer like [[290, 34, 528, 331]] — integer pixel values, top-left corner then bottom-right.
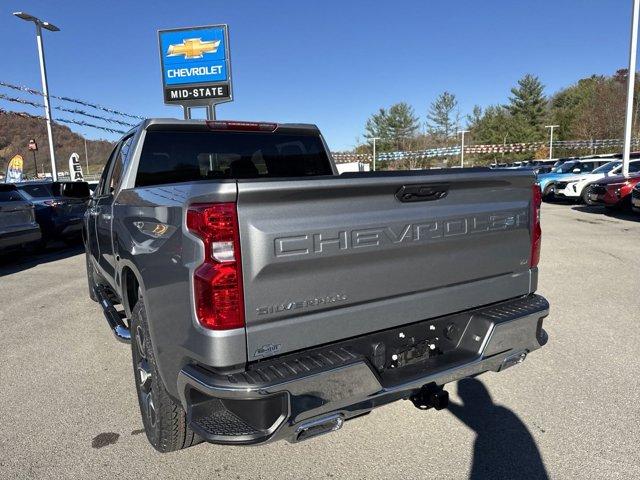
[[85, 253, 98, 302], [581, 188, 593, 205], [36, 237, 48, 251], [63, 235, 83, 247], [130, 300, 201, 452], [542, 184, 556, 202]]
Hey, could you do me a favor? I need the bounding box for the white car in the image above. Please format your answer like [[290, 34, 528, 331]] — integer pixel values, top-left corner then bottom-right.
[[555, 160, 640, 203]]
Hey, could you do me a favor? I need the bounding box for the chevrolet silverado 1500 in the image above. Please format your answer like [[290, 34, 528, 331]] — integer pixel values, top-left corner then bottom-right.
[[84, 119, 549, 452]]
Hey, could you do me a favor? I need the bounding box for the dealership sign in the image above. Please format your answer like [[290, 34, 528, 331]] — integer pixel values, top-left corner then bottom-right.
[[158, 25, 232, 107], [68, 153, 84, 181]]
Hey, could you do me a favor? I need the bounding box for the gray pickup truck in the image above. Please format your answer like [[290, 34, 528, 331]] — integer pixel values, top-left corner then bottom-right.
[[84, 119, 549, 452]]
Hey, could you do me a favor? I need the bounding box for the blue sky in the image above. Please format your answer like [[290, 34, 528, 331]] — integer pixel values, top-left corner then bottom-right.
[[0, 0, 636, 150]]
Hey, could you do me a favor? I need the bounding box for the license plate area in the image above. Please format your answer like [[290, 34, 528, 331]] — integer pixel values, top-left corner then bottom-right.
[[369, 311, 495, 386]]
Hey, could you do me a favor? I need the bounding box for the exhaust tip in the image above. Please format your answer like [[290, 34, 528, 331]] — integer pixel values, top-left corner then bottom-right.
[[295, 414, 344, 442], [499, 350, 528, 371]]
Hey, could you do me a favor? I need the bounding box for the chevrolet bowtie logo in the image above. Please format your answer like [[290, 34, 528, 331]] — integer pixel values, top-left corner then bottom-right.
[[167, 38, 221, 59]]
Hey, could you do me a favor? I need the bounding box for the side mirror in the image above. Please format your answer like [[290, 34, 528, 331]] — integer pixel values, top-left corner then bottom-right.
[[572, 168, 581, 173]]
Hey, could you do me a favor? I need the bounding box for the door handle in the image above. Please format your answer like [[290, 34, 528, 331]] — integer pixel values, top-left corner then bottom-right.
[[101, 213, 113, 220], [396, 183, 450, 203]]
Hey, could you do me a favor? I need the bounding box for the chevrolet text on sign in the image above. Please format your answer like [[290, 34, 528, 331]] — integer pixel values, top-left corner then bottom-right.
[[158, 25, 232, 105]]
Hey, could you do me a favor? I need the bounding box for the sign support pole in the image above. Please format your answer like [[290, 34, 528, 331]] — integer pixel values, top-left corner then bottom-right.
[[459, 130, 469, 168], [623, 0, 640, 177], [84, 138, 90, 174], [35, 23, 58, 181], [207, 104, 216, 121]]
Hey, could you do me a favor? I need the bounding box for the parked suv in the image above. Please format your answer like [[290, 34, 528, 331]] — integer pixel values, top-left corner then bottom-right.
[[16, 181, 91, 246], [554, 160, 640, 203], [537, 159, 611, 200], [0, 184, 41, 252]]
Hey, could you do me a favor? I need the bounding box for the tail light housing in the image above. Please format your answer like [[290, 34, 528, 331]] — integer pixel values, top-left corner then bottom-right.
[[187, 203, 244, 330], [530, 184, 542, 268]]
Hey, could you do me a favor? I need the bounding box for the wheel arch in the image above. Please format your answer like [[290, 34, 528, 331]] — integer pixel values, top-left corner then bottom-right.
[[120, 262, 145, 318]]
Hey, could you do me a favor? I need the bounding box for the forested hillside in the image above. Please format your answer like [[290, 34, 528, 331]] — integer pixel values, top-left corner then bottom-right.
[[0, 110, 114, 176]]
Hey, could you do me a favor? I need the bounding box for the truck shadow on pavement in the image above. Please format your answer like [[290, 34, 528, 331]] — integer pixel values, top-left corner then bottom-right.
[[448, 378, 549, 480], [0, 242, 85, 276]]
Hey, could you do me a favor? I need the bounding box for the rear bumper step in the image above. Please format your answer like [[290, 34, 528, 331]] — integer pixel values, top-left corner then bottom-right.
[[177, 294, 549, 444]]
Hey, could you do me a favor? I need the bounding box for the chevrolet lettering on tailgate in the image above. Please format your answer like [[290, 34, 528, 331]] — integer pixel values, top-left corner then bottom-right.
[[274, 210, 528, 258]]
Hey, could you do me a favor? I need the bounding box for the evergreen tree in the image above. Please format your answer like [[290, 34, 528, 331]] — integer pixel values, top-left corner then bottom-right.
[[471, 105, 536, 144], [386, 102, 419, 150], [365, 103, 419, 151], [508, 74, 547, 137], [467, 105, 483, 130], [426, 91, 460, 140], [364, 108, 390, 141]]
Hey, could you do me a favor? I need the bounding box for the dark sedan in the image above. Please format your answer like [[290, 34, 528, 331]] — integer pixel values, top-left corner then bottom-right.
[[16, 181, 90, 246], [0, 184, 41, 252]]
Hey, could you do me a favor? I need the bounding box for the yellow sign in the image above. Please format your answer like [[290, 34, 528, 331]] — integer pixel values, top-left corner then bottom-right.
[[6, 154, 24, 183], [167, 38, 221, 59]]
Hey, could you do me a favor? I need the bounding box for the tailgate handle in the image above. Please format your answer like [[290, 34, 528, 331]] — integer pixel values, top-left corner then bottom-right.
[[396, 184, 449, 203]]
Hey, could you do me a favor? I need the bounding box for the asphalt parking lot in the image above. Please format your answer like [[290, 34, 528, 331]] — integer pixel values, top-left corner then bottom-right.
[[1, 203, 639, 480]]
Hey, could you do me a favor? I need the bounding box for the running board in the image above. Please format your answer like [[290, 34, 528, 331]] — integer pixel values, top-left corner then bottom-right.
[[94, 285, 131, 343]]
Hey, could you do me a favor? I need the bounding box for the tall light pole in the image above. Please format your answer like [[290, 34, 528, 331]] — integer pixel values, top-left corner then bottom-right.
[[545, 125, 559, 160], [458, 130, 469, 168], [622, 0, 640, 177], [366, 137, 380, 171], [13, 12, 60, 181], [84, 137, 90, 175]]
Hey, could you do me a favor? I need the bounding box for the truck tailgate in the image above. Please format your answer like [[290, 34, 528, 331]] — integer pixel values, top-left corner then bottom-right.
[[236, 170, 536, 359]]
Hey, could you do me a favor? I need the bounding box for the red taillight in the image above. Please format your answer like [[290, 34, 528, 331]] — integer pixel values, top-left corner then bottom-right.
[[205, 120, 277, 132], [530, 184, 542, 268], [187, 203, 244, 330]]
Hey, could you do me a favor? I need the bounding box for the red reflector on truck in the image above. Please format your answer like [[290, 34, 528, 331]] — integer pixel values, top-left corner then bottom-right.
[[206, 120, 277, 132], [530, 184, 542, 268], [187, 203, 245, 330]]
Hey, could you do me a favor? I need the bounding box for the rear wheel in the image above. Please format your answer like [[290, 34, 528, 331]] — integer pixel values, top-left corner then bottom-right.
[[581, 188, 593, 205], [130, 300, 201, 452]]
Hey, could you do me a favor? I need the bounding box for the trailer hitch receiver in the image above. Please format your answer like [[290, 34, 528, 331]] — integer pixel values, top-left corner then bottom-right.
[[410, 383, 449, 411]]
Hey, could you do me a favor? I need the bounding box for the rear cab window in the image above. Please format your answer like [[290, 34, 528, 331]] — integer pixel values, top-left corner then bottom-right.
[[135, 129, 333, 188]]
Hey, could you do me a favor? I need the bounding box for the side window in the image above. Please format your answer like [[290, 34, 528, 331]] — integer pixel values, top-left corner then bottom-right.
[[109, 136, 134, 193], [580, 162, 594, 172], [96, 144, 120, 197], [629, 162, 640, 173]]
